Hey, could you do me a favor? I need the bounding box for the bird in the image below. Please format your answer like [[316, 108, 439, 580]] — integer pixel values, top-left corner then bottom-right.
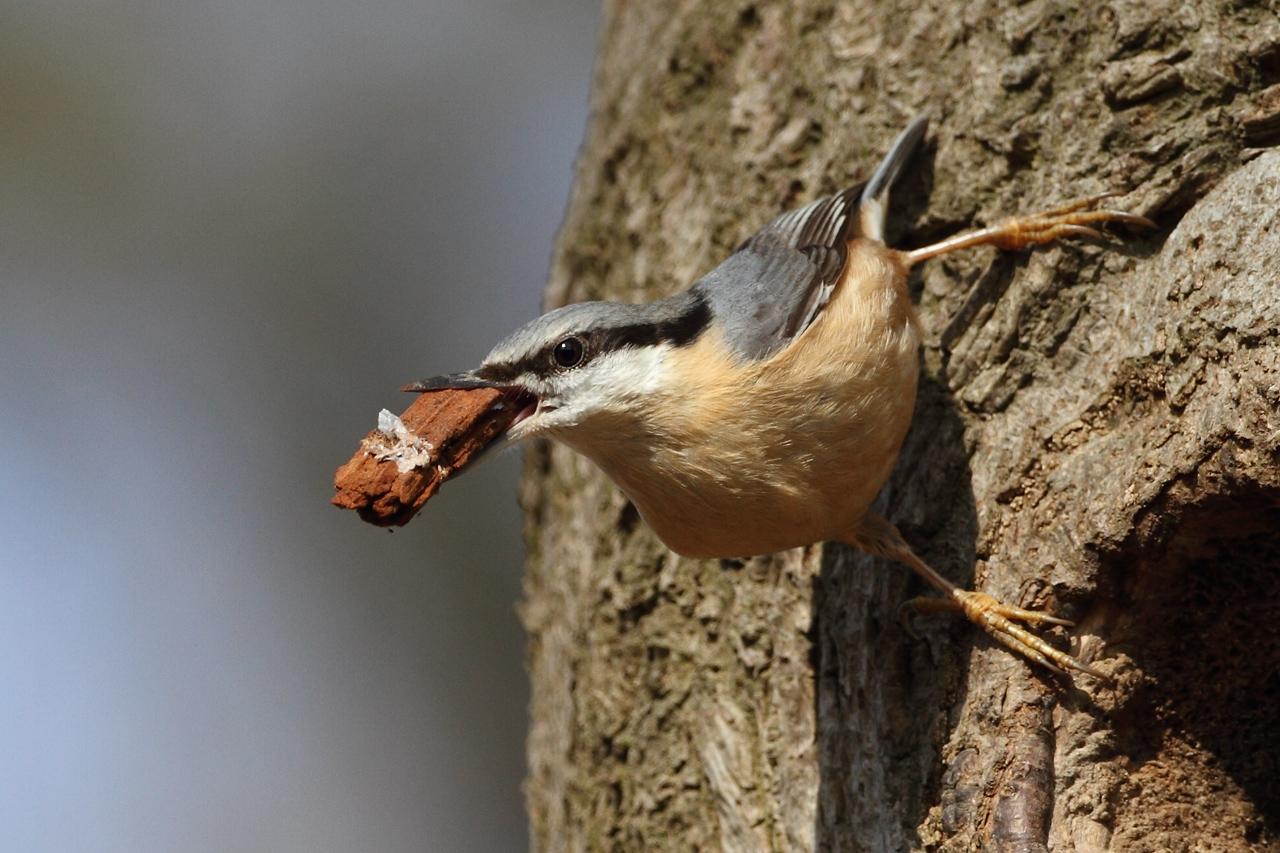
[[405, 115, 1152, 678]]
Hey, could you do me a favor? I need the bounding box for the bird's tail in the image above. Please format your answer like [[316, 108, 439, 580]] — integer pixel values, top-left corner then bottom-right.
[[858, 114, 929, 244]]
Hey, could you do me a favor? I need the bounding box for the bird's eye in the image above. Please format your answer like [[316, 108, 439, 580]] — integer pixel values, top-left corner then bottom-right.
[[552, 336, 586, 369]]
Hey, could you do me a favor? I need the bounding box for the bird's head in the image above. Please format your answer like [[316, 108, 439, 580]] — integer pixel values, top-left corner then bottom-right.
[[403, 293, 710, 453]]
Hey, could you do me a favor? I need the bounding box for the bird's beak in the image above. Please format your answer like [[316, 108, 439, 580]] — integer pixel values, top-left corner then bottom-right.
[[400, 371, 499, 392]]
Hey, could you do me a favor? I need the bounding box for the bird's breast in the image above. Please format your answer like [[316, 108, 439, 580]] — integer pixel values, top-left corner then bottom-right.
[[577, 241, 920, 558]]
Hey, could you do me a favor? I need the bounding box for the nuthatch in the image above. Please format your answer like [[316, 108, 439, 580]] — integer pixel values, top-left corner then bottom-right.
[[407, 115, 1151, 678]]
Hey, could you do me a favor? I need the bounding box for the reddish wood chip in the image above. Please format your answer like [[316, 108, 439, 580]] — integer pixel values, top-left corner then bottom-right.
[[332, 388, 523, 526]]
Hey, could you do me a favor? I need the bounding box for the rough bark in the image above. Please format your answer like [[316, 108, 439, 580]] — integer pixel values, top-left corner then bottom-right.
[[521, 2, 1280, 850]]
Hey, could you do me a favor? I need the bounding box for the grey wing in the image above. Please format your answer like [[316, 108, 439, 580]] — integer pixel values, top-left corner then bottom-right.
[[691, 184, 864, 362], [690, 115, 928, 362]]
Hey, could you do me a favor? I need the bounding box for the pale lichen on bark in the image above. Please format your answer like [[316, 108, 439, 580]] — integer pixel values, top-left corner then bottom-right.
[[522, 1, 1280, 850]]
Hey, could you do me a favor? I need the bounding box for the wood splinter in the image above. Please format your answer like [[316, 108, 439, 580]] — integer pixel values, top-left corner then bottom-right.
[[332, 388, 522, 527]]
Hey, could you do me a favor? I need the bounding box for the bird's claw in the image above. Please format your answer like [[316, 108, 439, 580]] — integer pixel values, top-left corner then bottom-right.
[[903, 590, 1108, 680], [990, 193, 1156, 252], [901, 190, 1155, 266]]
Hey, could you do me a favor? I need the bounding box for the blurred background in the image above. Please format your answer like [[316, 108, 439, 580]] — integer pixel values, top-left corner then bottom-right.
[[0, 1, 601, 850]]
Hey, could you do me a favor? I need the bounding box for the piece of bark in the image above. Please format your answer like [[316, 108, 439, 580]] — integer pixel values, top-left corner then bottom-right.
[[332, 388, 520, 526]]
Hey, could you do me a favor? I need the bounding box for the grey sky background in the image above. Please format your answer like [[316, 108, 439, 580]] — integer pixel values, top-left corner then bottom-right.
[[1, 1, 601, 850]]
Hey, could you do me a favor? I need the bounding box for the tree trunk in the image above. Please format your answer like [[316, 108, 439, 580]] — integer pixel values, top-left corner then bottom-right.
[[520, 2, 1280, 850]]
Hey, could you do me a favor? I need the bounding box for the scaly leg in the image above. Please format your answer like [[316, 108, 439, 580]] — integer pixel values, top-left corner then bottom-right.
[[901, 192, 1154, 268], [844, 512, 1106, 679]]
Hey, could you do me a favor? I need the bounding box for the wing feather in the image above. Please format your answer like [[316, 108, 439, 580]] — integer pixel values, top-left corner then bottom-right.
[[697, 184, 864, 361], [693, 115, 928, 361]]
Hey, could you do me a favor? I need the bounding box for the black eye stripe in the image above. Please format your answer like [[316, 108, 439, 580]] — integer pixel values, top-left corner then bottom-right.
[[485, 293, 711, 382], [475, 361, 520, 383], [580, 293, 710, 358]]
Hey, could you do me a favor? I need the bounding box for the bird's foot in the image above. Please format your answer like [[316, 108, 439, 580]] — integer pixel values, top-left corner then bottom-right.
[[984, 192, 1155, 251], [903, 590, 1107, 680], [902, 191, 1155, 266]]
